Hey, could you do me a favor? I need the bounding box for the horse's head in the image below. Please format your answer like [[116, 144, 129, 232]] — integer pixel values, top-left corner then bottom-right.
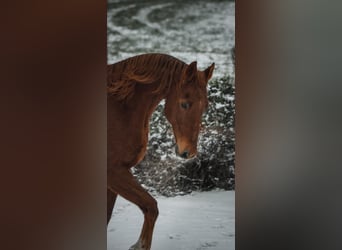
[[165, 61, 215, 159]]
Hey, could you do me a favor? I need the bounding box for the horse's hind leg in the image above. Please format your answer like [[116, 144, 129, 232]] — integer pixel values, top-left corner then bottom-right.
[[108, 168, 158, 250], [107, 189, 117, 224]]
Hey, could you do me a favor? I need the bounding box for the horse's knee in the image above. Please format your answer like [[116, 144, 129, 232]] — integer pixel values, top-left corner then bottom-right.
[[141, 199, 159, 221], [150, 200, 159, 219]]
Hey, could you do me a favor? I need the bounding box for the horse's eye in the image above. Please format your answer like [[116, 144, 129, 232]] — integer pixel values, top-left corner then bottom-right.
[[180, 102, 191, 110]]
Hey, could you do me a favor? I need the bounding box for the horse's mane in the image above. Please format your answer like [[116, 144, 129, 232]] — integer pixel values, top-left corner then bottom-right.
[[107, 53, 187, 101]]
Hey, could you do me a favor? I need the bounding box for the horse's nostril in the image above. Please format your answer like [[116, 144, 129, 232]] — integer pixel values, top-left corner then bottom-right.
[[180, 151, 189, 159], [175, 145, 189, 159]]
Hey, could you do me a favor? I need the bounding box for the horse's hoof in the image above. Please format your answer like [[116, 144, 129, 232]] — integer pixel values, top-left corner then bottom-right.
[[129, 240, 146, 250]]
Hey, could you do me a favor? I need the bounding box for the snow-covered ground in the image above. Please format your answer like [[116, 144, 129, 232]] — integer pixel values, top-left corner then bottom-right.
[[107, 190, 235, 250]]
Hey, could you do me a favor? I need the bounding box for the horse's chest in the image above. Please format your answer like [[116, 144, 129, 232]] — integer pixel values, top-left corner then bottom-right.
[[126, 128, 148, 167], [109, 109, 150, 168], [128, 141, 147, 167], [134, 144, 147, 165]]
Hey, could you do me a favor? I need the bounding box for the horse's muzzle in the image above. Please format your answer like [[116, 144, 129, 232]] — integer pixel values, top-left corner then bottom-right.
[[175, 145, 191, 159]]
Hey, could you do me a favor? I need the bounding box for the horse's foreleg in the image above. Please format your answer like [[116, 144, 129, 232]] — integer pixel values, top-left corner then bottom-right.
[[107, 189, 117, 224], [107, 168, 158, 250]]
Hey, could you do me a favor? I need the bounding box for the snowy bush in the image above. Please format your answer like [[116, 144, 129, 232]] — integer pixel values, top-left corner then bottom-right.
[[133, 75, 235, 196]]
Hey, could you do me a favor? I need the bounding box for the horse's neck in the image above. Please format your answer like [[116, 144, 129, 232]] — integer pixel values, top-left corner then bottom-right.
[[125, 88, 164, 128], [140, 94, 163, 121]]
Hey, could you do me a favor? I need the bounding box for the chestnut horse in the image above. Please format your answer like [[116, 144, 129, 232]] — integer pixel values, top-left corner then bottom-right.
[[107, 53, 214, 250]]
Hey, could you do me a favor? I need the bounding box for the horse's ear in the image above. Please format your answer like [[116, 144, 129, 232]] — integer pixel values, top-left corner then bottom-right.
[[204, 63, 215, 81], [185, 61, 197, 77]]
